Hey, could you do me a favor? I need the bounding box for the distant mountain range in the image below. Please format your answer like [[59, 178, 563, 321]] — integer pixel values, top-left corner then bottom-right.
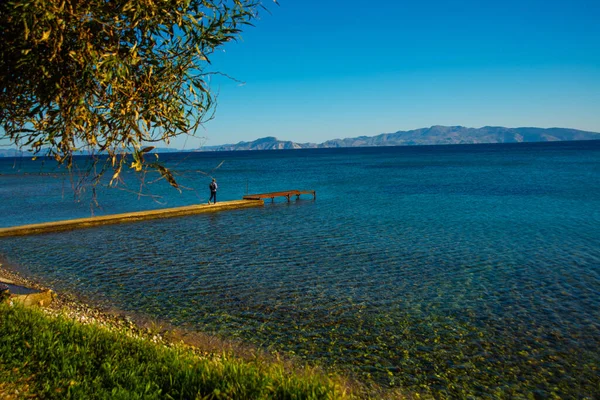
[[201, 126, 600, 151], [2, 126, 599, 156], [0, 147, 179, 157]]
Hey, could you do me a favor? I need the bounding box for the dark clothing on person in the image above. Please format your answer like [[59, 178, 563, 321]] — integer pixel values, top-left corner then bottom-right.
[[209, 180, 218, 204]]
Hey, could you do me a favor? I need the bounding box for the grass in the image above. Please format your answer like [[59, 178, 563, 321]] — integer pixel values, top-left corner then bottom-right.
[[0, 302, 350, 399]]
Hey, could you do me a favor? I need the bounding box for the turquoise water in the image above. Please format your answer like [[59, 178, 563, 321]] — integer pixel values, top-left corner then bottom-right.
[[1, 141, 599, 397]]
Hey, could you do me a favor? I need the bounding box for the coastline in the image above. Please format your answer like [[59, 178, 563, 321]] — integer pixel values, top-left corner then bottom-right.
[[0, 259, 399, 399], [0, 259, 269, 360]]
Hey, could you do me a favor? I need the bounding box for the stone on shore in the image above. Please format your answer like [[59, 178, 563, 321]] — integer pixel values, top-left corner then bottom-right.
[[4, 288, 55, 307]]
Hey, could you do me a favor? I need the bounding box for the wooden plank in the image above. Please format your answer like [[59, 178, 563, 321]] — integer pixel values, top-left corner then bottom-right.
[[0, 199, 264, 238]]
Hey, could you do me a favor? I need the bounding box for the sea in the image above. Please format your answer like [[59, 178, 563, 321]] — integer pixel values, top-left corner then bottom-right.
[[1, 140, 599, 397]]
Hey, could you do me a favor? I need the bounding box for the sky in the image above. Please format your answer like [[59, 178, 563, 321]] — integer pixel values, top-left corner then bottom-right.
[[1, 0, 598, 150], [175, 0, 600, 149]]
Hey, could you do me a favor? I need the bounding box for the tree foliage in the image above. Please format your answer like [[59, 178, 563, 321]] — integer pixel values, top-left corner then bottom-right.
[[0, 0, 260, 188]]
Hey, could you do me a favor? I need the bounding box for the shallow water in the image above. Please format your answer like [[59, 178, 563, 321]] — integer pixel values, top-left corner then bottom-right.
[[1, 141, 599, 397]]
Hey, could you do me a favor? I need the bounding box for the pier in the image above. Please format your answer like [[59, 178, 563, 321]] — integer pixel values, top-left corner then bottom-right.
[[243, 190, 316, 202], [0, 189, 316, 238], [0, 200, 263, 238]]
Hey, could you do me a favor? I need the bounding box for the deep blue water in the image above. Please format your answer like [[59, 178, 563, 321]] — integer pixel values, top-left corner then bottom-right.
[[1, 141, 599, 397]]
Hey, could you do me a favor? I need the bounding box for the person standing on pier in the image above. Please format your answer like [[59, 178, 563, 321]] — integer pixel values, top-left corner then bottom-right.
[[208, 178, 218, 204]]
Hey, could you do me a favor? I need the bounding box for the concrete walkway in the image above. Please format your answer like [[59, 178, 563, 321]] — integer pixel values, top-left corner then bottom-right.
[[0, 200, 264, 238]]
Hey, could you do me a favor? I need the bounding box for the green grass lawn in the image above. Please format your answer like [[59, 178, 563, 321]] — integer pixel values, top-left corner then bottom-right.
[[0, 302, 350, 399]]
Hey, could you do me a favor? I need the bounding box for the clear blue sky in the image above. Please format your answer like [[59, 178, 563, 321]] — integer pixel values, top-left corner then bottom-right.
[[177, 0, 600, 149]]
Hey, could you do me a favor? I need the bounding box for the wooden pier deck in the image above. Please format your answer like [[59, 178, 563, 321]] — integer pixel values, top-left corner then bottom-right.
[[0, 200, 263, 238], [243, 190, 316, 202]]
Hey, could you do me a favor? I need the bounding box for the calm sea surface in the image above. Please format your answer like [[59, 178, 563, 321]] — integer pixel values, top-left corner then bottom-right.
[[1, 141, 599, 397]]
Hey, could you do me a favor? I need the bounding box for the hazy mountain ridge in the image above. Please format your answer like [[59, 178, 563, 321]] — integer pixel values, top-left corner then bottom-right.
[[0, 148, 32, 157], [0, 147, 179, 157], [202, 126, 600, 151], [2, 126, 599, 156], [205, 136, 316, 151]]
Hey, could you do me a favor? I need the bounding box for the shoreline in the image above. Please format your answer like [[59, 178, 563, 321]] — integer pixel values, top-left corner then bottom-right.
[[0, 260, 270, 360], [0, 260, 396, 398]]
